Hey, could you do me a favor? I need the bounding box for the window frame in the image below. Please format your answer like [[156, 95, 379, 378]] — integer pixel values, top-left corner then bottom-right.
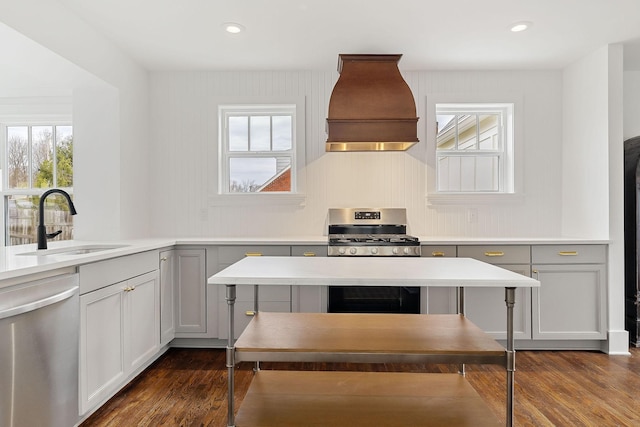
[[426, 94, 522, 206], [0, 120, 74, 246], [211, 96, 306, 206], [435, 103, 512, 193]]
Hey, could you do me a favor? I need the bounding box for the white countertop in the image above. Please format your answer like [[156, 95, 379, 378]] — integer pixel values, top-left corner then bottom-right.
[[208, 256, 540, 288], [0, 236, 605, 286]]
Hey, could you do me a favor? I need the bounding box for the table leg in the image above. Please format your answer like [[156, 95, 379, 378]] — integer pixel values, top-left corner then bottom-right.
[[253, 284, 260, 372], [505, 287, 516, 427], [226, 284, 236, 427], [457, 287, 466, 375]]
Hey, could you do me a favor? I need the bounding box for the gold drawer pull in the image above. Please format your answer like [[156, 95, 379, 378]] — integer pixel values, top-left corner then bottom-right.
[[432, 251, 445, 257], [245, 252, 263, 257], [558, 251, 578, 256], [303, 252, 316, 257], [245, 310, 256, 316], [484, 251, 504, 257]]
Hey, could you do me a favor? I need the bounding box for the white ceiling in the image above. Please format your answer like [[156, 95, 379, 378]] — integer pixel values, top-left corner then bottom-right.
[[58, 0, 640, 71]]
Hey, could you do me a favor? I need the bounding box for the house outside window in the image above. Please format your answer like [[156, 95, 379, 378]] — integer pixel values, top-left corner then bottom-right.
[[435, 103, 514, 194], [1, 124, 73, 246], [219, 104, 296, 194]]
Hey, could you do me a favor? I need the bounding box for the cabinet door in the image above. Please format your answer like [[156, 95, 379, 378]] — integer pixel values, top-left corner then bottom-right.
[[464, 265, 532, 340], [79, 283, 126, 415], [422, 246, 457, 314], [216, 245, 292, 339], [125, 271, 160, 373], [532, 264, 607, 340], [159, 250, 176, 346], [175, 249, 207, 335], [291, 245, 327, 313]]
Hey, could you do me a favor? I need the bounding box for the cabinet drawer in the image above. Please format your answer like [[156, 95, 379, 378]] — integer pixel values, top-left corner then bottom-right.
[[217, 284, 291, 302], [79, 250, 158, 294], [291, 245, 327, 257], [457, 245, 530, 264], [217, 245, 291, 264], [421, 245, 456, 258], [531, 245, 606, 264]]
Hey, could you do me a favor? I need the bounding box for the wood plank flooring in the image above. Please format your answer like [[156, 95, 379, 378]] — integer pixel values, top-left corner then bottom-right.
[[81, 347, 640, 427]]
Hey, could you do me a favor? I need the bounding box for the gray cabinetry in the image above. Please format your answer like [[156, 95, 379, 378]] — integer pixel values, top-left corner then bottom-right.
[[174, 248, 207, 337], [457, 246, 532, 340], [78, 251, 159, 415], [421, 245, 457, 314], [216, 245, 292, 339], [291, 245, 327, 313], [532, 245, 607, 340], [159, 249, 176, 346]]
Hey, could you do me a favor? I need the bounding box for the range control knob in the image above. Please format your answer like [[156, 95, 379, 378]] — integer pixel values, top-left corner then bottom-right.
[[338, 247, 346, 255], [403, 247, 410, 255], [392, 247, 399, 255], [349, 247, 357, 255], [371, 247, 379, 255]]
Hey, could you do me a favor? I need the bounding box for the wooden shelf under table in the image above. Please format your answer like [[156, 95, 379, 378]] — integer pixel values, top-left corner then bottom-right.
[[235, 370, 501, 427], [234, 312, 507, 365]]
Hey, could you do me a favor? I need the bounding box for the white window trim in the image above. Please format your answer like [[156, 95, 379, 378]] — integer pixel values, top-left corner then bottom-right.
[[425, 93, 523, 206], [209, 96, 306, 207], [0, 113, 74, 246]]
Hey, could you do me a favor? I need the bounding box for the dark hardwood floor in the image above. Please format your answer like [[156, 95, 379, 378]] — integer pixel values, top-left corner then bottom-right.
[[81, 347, 640, 426]]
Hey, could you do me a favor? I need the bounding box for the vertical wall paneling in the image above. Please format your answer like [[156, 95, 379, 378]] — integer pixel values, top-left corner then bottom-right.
[[149, 69, 566, 238]]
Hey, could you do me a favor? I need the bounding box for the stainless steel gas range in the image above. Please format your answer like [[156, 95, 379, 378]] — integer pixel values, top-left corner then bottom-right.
[[327, 208, 421, 313], [327, 208, 421, 257]]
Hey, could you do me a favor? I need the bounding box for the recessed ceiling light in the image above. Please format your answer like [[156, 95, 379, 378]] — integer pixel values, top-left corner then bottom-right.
[[223, 22, 245, 34], [510, 21, 532, 32]]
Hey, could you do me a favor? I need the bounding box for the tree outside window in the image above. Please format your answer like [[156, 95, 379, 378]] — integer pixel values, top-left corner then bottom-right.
[[4, 125, 73, 246]]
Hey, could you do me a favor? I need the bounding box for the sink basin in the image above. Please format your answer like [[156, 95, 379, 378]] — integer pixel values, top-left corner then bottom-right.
[[18, 244, 130, 256]]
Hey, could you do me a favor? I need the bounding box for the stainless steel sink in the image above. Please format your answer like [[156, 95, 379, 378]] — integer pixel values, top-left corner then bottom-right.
[[18, 244, 129, 256]]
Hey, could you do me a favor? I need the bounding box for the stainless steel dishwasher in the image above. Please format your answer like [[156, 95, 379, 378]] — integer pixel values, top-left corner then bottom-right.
[[0, 273, 79, 427]]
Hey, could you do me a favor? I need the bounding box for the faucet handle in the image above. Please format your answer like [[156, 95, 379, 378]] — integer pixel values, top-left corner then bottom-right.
[[46, 230, 63, 239]]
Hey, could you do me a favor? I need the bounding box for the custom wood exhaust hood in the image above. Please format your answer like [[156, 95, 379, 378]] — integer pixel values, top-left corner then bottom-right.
[[326, 54, 419, 152]]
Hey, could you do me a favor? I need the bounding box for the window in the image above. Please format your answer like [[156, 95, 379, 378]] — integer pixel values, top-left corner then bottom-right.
[[435, 103, 514, 193], [219, 104, 296, 194], [1, 124, 73, 246]]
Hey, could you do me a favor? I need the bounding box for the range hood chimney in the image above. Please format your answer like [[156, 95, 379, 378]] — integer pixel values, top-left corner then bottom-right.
[[326, 54, 419, 152]]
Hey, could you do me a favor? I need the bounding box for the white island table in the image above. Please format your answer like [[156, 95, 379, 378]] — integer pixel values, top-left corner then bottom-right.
[[208, 256, 540, 427]]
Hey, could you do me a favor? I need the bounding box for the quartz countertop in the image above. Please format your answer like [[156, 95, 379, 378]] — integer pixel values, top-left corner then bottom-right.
[[0, 236, 608, 286], [208, 256, 541, 288]]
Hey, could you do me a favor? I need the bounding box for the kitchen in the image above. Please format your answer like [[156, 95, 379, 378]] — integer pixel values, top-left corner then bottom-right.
[[1, 0, 640, 426]]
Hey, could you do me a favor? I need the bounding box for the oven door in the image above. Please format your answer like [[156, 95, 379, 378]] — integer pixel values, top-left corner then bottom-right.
[[328, 286, 420, 314]]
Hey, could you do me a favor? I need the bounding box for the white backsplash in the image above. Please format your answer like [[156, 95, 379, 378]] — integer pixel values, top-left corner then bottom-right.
[[149, 69, 563, 238]]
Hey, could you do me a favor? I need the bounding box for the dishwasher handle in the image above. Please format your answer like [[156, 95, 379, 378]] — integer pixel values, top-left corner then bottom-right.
[[0, 285, 78, 320]]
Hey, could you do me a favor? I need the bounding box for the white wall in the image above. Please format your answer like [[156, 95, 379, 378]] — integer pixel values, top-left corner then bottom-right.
[[624, 70, 640, 140], [562, 48, 611, 239], [0, 0, 150, 239], [562, 44, 628, 354], [149, 70, 564, 238]]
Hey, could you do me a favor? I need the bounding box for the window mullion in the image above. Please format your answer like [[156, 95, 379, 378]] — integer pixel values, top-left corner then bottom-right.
[[247, 116, 252, 152], [475, 114, 480, 151], [53, 126, 57, 187], [28, 126, 33, 189]]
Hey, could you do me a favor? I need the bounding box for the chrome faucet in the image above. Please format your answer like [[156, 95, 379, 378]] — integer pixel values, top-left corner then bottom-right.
[[37, 189, 77, 250]]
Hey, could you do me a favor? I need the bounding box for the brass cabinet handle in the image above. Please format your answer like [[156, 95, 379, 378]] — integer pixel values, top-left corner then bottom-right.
[[123, 286, 135, 292], [160, 257, 167, 261], [245, 252, 263, 257], [432, 251, 445, 257], [245, 310, 256, 316], [558, 251, 578, 256], [303, 252, 316, 257], [484, 251, 505, 257]]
